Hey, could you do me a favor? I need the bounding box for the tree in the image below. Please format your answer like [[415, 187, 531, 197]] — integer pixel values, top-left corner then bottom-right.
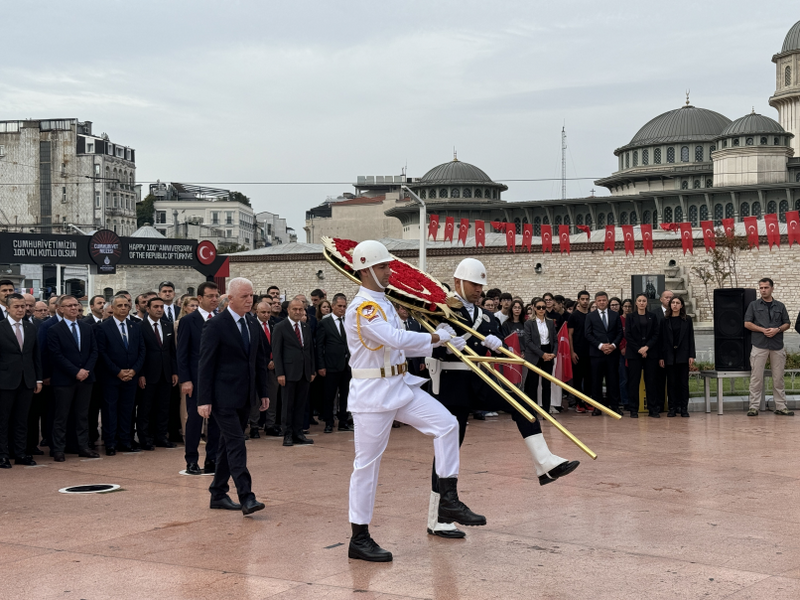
[[229, 191, 251, 206], [690, 229, 749, 319], [217, 242, 249, 254], [137, 194, 156, 228]]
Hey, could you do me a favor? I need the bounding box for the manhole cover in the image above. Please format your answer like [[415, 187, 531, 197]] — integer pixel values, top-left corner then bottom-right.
[[178, 470, 213, 476], [59, 484, 121, 494]]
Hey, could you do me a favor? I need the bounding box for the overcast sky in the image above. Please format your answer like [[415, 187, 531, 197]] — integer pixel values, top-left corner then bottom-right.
[[1, 1, 797, 238]]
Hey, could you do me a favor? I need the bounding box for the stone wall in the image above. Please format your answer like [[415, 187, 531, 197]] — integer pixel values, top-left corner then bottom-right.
[[91, 265, 201, 298]]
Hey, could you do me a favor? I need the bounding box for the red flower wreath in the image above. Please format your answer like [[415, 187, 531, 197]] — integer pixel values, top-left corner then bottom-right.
[[333, 238, 358, 263], [388, 259, 447, 306]]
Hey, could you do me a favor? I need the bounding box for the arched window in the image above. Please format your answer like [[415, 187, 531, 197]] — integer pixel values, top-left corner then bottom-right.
[[726, 203, 735, 218], [463, 188, 472, 199], [633, 151, 638, 167], [710, 144, 716, 152], [485, 189, 491, 198], [767, 200, 777, 215], [533, 216, 541, 236], [694, 180, 701, 189], [576, 213, 584, 226], [555, 215, 562, 225], [439, 188, 448, 198], [543, 215, 550, 225], [740, 202, 750, 217], [607, 212, 614, 225], [674, 206, 683, 222], [681, 146, 690, 162], [681, 180, 689, 190], [425, 189, 433, 199], [695, 146, 704, 162], [451, 188, 460, 198], [796, 199, 800, 210], [492, 190, 498, 199], [733, 138, 740, 147], [597, 213, 605, 227], [714, 203, 723, 224], [723, 140, 728, 148], [780, 200, 789, 222], [774, 137, 780, 145], [630, 211, 638, 225], [752, 201, 761, 217], [786, 65, 792, 87], [761, 137, 768, 145], [746, 137, 754, 146], [625, 153, 630, 169], [620, 211, 628, 225], [585, 214, 593, 229], [564, 215, 571, 225], [700, 204, 709, 220], [654, 148, 662, 164], [642, 148, 649, 165], [474, 188, 482, 198], [642, 210, 651, 226], [796, 173, 800, 183], [514, 217, 521, 234], [663, 206, 673, 223], [667, 147, 675, 163], [706, 178, 713, 188], [689, 205, 698, 226]]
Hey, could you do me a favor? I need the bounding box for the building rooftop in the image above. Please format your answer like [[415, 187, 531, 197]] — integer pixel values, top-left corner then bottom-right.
[[617, 104, 732, 153]]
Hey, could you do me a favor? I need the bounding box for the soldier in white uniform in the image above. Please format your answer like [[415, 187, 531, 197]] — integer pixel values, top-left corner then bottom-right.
[[345, 240, 486, 562]]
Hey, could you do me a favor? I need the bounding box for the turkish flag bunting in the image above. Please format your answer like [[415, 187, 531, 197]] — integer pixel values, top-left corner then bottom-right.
[[541, 224, 553, 253], [576, 224, 591, 240], [522, 223, 533, 252], [428, 214, 439, 240], [764, 213, 780, 249], [505, 223, 516, 252], [491, 220, 504, 232], [679, 222, 693, 255], [743, 216, 759, 248], [444, 216, 455, 242], [457, 218, 469, 245], [641, 224, 654, 255], [501, 333, 523, 385], [558, 225, 571, 254], [786, 211, 800, 246], [622, 225, 635, 255], [700, 220, 716, 252], [722, 217, 735, 238], [660, 223, 680, 232], [475, 220, 486, 248], [603, 225, 615, 252]]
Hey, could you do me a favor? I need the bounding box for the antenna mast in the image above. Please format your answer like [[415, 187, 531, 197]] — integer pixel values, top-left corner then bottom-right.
[[561, 125, 567, 201]]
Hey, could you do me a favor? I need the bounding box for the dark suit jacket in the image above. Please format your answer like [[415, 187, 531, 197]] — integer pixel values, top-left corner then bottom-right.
[[0, 318, 42, 389], [37, 315, 61, 379], [82, 314, 102, 327], [315, 315, 350, 373], [523, 317, 557, 362], [47, 319, 99, 386], [95, 318, 146, 383], [584, 309, 623, 358], [653, 305, 669, 322], [402, 317, 427, 375], [197, 309, 268, 409], [660, 316, 696, 365], [433, 305, 502, 363], [623, 311, 660, 357], [140, 318, 177, 383], [176, 310, 208, 385], [273, 317, 315, 382]]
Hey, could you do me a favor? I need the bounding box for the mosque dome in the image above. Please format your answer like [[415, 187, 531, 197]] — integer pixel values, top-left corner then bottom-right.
[[420, 159, 496, 185], [720, 111, 786, 136], [618, 104, 731, 153], [781, 20, 800, 53]]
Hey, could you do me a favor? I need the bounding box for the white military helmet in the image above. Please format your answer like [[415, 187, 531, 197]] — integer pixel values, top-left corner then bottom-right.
[[454, 257, 488, 286], [352, 240, 392, 270]]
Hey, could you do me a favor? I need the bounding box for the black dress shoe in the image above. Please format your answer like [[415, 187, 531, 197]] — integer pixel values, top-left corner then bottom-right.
[[630, 411, 639, 418], [186, 462, 203, 475], [667, 409, 677, 417], [241, 498, 266, 516], [15, 456, 36, 466], [106, 447, 117, 456], [203, 460, 216, 474], [0, 458, 11, 468], [140, 444, 155, 451], [538, 460, 580, 486], [592, 409, 602, 416], [680, 410, 691, 417], [649, 412, 660, 418], [39, 438, 50, 447], [472, 412, 486, 421], [118, 445, 141, 453], [78, 449, 100, 459], [210, 496, 242, 511], [156, 440, 176, 449], [324, 425, 333, 433], [263, 426, 281, 437], [249, 427, 260, 439], [28, 448, 44, 456], [293, 435, 314, 445], [349, 524, 392, 562], [309, 417, 319, 425], [337, 423, 354, 432], [283, 436, 294, 447], [53, 452, 65, 462]]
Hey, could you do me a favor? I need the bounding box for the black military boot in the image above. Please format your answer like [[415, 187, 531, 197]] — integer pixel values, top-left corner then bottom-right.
[[437, 478, 486, 526], [348, 524, 393, 562]]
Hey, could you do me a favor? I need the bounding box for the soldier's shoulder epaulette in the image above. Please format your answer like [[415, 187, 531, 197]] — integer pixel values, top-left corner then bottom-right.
[[357, 300, 386, 322]]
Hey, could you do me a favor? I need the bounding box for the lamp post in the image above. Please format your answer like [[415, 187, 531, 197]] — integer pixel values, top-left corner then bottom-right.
[[401, 185, 426, 271]]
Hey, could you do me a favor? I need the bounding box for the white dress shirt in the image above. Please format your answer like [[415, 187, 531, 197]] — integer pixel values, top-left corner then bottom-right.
[[63, 317, 81, 350], [197, 307, 213, 320], [7, 315, 24, 345], [147, 316, 162, 339], [287, 317, 303, 344], [535, 317, 549, 345]]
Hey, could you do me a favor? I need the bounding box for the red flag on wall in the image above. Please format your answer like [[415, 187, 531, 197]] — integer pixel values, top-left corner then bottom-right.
[[475, 220, 485, 248], [444, 216, 455, 242], [522, 223, 533, 252], [491, 220, 503, 232], [660, 223, 680, 232], [558, 225, 571, 254], [679, 222, 693, 255], [457, 218, 469, 245], [505, 223, 516, 252], [603, 225, 615, 252], [541, 224, 553, 253], [641, 224, 654, 255], [787, 211, 800, 247], [764, 213, 780, 249], [621, 225, 635, 255], [743, 216, 759, 248], [577, 224, 591, 240], [428, 214, 439, 240], [722, 217, 735, 238], [700, 220, 716, 252]]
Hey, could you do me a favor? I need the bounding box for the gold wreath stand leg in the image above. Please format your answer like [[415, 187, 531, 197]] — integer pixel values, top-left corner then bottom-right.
[[417, 316, 598, 460], [445, 317, 621, 420]]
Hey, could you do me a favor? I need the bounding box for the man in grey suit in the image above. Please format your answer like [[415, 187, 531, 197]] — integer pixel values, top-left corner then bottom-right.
[[272, 298, 316, 446]]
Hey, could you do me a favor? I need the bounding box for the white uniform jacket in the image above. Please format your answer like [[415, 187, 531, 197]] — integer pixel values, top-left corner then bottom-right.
[[345, 287, 434, 413]]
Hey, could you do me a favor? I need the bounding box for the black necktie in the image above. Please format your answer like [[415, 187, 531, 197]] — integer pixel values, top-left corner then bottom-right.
[[239, 317, 251, 355], [71, 321, 80, 350], [338, 317, 345, 339]]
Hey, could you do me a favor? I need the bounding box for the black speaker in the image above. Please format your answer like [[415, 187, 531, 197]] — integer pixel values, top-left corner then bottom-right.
[[713, 288, 757, 371]]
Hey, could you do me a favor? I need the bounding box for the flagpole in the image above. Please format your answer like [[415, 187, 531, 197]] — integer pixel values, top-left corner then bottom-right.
[[402, 185, 426, 272]]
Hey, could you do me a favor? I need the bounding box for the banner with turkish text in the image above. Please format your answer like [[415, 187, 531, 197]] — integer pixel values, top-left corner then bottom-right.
[[622, 225, 635, 255], [558, 225, 571, 254], [701, 220, 716, 252], [428, 214, 439, 241], [604, 225, 615, 252], [475, 220, 485, 248], [764, 213, 780, 249], [641, 224, 653, 255], [522, 223, 533, 252], [458, 218, 469, 245], [679, 222, 693, 255], [744, 216, 759, 248], [787, 211, 800, 247], [541, 224, 553, 253]]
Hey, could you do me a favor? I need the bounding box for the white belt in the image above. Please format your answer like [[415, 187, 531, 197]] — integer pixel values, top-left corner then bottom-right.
[[351, 363, 408, 379], [440, 362, 472, 371]]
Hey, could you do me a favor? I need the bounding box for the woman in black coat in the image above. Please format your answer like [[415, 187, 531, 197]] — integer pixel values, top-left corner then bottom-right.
[[624, 293, 660, 418], [659, 295, 696, 417], [523, 299, 557, 413]]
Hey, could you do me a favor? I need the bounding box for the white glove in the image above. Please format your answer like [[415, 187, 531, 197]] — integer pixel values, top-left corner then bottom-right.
[[446, 336, 467, 353], [436, 323, 456, 337], [433, 328, 453, 348], [481, 334, 503, 351]]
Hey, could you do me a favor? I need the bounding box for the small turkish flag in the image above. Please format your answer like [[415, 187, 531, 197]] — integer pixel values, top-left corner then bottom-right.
[[786, 210, 800, 247], [603, 225, 615, 252], [622, 225, 635, 255], [541, 224, 553, 253], [576, 224, 591, 240], [722, 218, 735, 238], [679, 222, 693, 255], [444, 216, 455, 243], [428, 214, 439, 241], [743, 216, 759, 248], [522, 223, 533, 252], [641, 224, 653, 255], [558, 225, 571, 254], [491, 220, 503, 232], [457, 218, 469, 245], [502, 333, 523, 385], [764, 213, 780, 249], [475, 220, 485, 248], [660, 223, 680, 232], [701, 220, 716, 252], [505, 222, 516, 252]]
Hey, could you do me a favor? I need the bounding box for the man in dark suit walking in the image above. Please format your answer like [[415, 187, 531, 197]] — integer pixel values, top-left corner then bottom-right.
[[47, 295, 99, 461], [273, 298, 316, 446], [95, 295, 146, 455], [316, 295, 352, 433], [177, 281, 221, 475], [584, 291, 624, 415], [137, 296, 178, 450], [0, 294, 42, 468], [197, 277, 269, 515]]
